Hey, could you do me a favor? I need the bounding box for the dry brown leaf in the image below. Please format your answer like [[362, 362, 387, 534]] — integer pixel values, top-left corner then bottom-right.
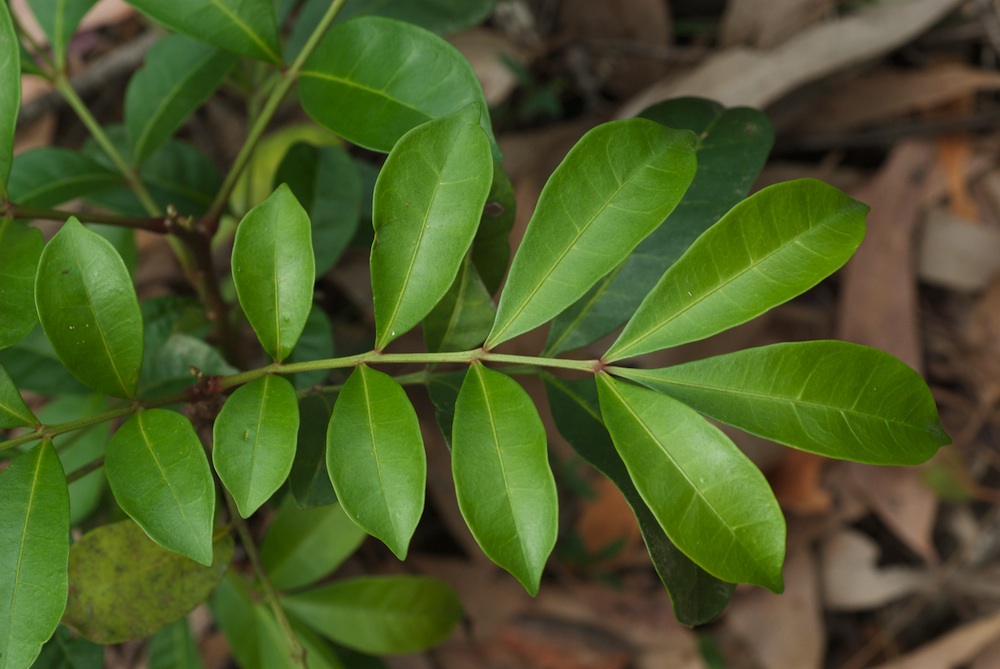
[[870, 609, 1000, 669], [820, 529, 926, 611], [720, 0, 835, 49], [574, 476, 643, 566], [617, 0, 964, 117], [770, 450, 833, 515], [918, 207, 1000, 292], [449, 28, 524, 107]]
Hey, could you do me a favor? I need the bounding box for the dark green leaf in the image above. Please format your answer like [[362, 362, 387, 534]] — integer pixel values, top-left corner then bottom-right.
[[62, 520, 233, 644], [148, 618, 204, 669], [299, 16, 495, 153], [35, 218, 144, 398], [0, 0, 18, 199], [26, 0, 98, 68], [0, 363, 37, 427], [274, 142, 362, 276], [125, 0, 281, 63], [605, 179, 867, 361], [0, 220, 43, 349], [289, 394, 338, 509], [426, 370, 464, 448], [8, 148, 120, 206], [213, 374, 299, 517], [0, 326, 90, 395], [282, 576, 463, 654], [472, 164, 515, 294], [232, 184, 315, 362], [31, 625, 103, 669], [544, 100, 773, 355], [126, 34, 237, 164], [327, 365, 425, 560], [139, 333, 237, 398], [487, 119, 696, 347], [543, 374, 734, 625], [452, 362, 557, 594], [211, 573, 261, 669], [614, 341, 951, 465], [105, 410, 216, 566], [286, 305, 333, 391], [0, 441, 69, 669], [596, 373, 785, 592], [371, 104, 493, 349], [423, 256, 495, 352], [260, 495, 367, 591]]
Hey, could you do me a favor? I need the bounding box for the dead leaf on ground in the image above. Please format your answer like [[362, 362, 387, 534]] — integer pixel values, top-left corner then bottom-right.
[[720, 0, 834, 49], [771, 450, 833, 515], [870, 609, 1000, 669], [450, 27, 525, 107], [820, 529, 927, 611]]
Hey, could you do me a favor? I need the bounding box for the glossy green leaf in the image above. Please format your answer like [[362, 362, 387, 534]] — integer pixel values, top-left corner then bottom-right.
[[423, 256, 495, 352], [286, 305, 333, 391], [289, 394, 338, 508], [40, 394, 108, 526], [275, 142, 362, 276], [0, 0, 18, 199], [26, 0, 98, 68], [472, 164, 515, 294], [8, 148, 120, 206], [232, 184, 315, 362], [299, 16, 496, 154], [545, 99, 773, 355], [149, 618, 203, 669], [614, 341, 951, 465], [0, 441, 69, 669], [0, 363, 37, 428], [605, 179, 867, 361], [452, 362, 557, 594], [327, 365, 425, 559], [543, 374, 734, 625], [62, 520, 233, 644], [35, 218, 144, 399], [595, 373, 785, 592], [487, 119, 697, 347], [370, 104, 493, 349], [31, 625, 103, 669], [260, 495, 367, 591], [213, 374, 299, 517], [282, 576, 463, 654], [0, 221, 43, 349], [105, 410, 216, 566], [125, 0, 281, 63], [126, 34, 237, 164]]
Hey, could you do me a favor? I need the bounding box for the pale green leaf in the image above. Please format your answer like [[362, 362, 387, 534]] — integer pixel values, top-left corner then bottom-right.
[[596, 373, 785, 592], [0, 363, 37, 428], [0, 0, 18, 199], [371, 104, 493, 349], [0, 220, 43, 349], [487, 119, 696, 347], [452, 362, 557, 595], [26, 0, 98, 68]]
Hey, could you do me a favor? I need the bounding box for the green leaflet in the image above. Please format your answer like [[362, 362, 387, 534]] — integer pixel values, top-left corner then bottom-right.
[[605, 179, 867, 361], [289, 394, 338, 509], [62, 520, 234, 644], [0, 441, 69, 669], [35, 218, 144, 399], [40, 395, 108, 526], [126, 34, 237, 164], [487, 119, 696, 347], [596, 373, 785, 592], [613, 341, 951, 465], [0, 221, 43, 350], [0, 0, 18, 199], [299, 16, 496, 154], [213, 374, 299, 517], [105, 410, 216, 566], [543, 374, 734, 625], [0, 363, 36, 428], [148, 618, 204, 669], [281, 576, 463, 655], [370, 104, 493, 349], [259, 495, 367, 591], [32, 625, 103, 669], [285, 305, 334, 390], [452, 362, 558, 595], [326, 365, 426, 560], [472, 164, 516, 295], [8, 148, 120, 207], [26, 0, 98, 68], [232, 184, 315, 363], [423, 256, 496, 353], [544, 99, 773, 356], [125, 0, 281, 63]]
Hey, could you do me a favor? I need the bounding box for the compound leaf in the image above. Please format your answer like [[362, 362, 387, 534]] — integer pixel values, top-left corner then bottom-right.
[[326, 365, 425, 560], [371, 104, 493, 349], [26, 0, 98, 68], [213, 374, 299, 518], [0, 441, 69, 669], [452, 362, 557, 595], [605, 179, 867, 361], [35, 218, 143, 399], [299, 16, 495, 153], [0, 0, 18, 199], [614, 341, 951, 465], [0, 220, 43, 349], [596, 373, 785, 592], [487, 119, 696, 347], [232, 184, 314, 362], [105, 410, 216, 566], [282, 576, 463, 654]]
